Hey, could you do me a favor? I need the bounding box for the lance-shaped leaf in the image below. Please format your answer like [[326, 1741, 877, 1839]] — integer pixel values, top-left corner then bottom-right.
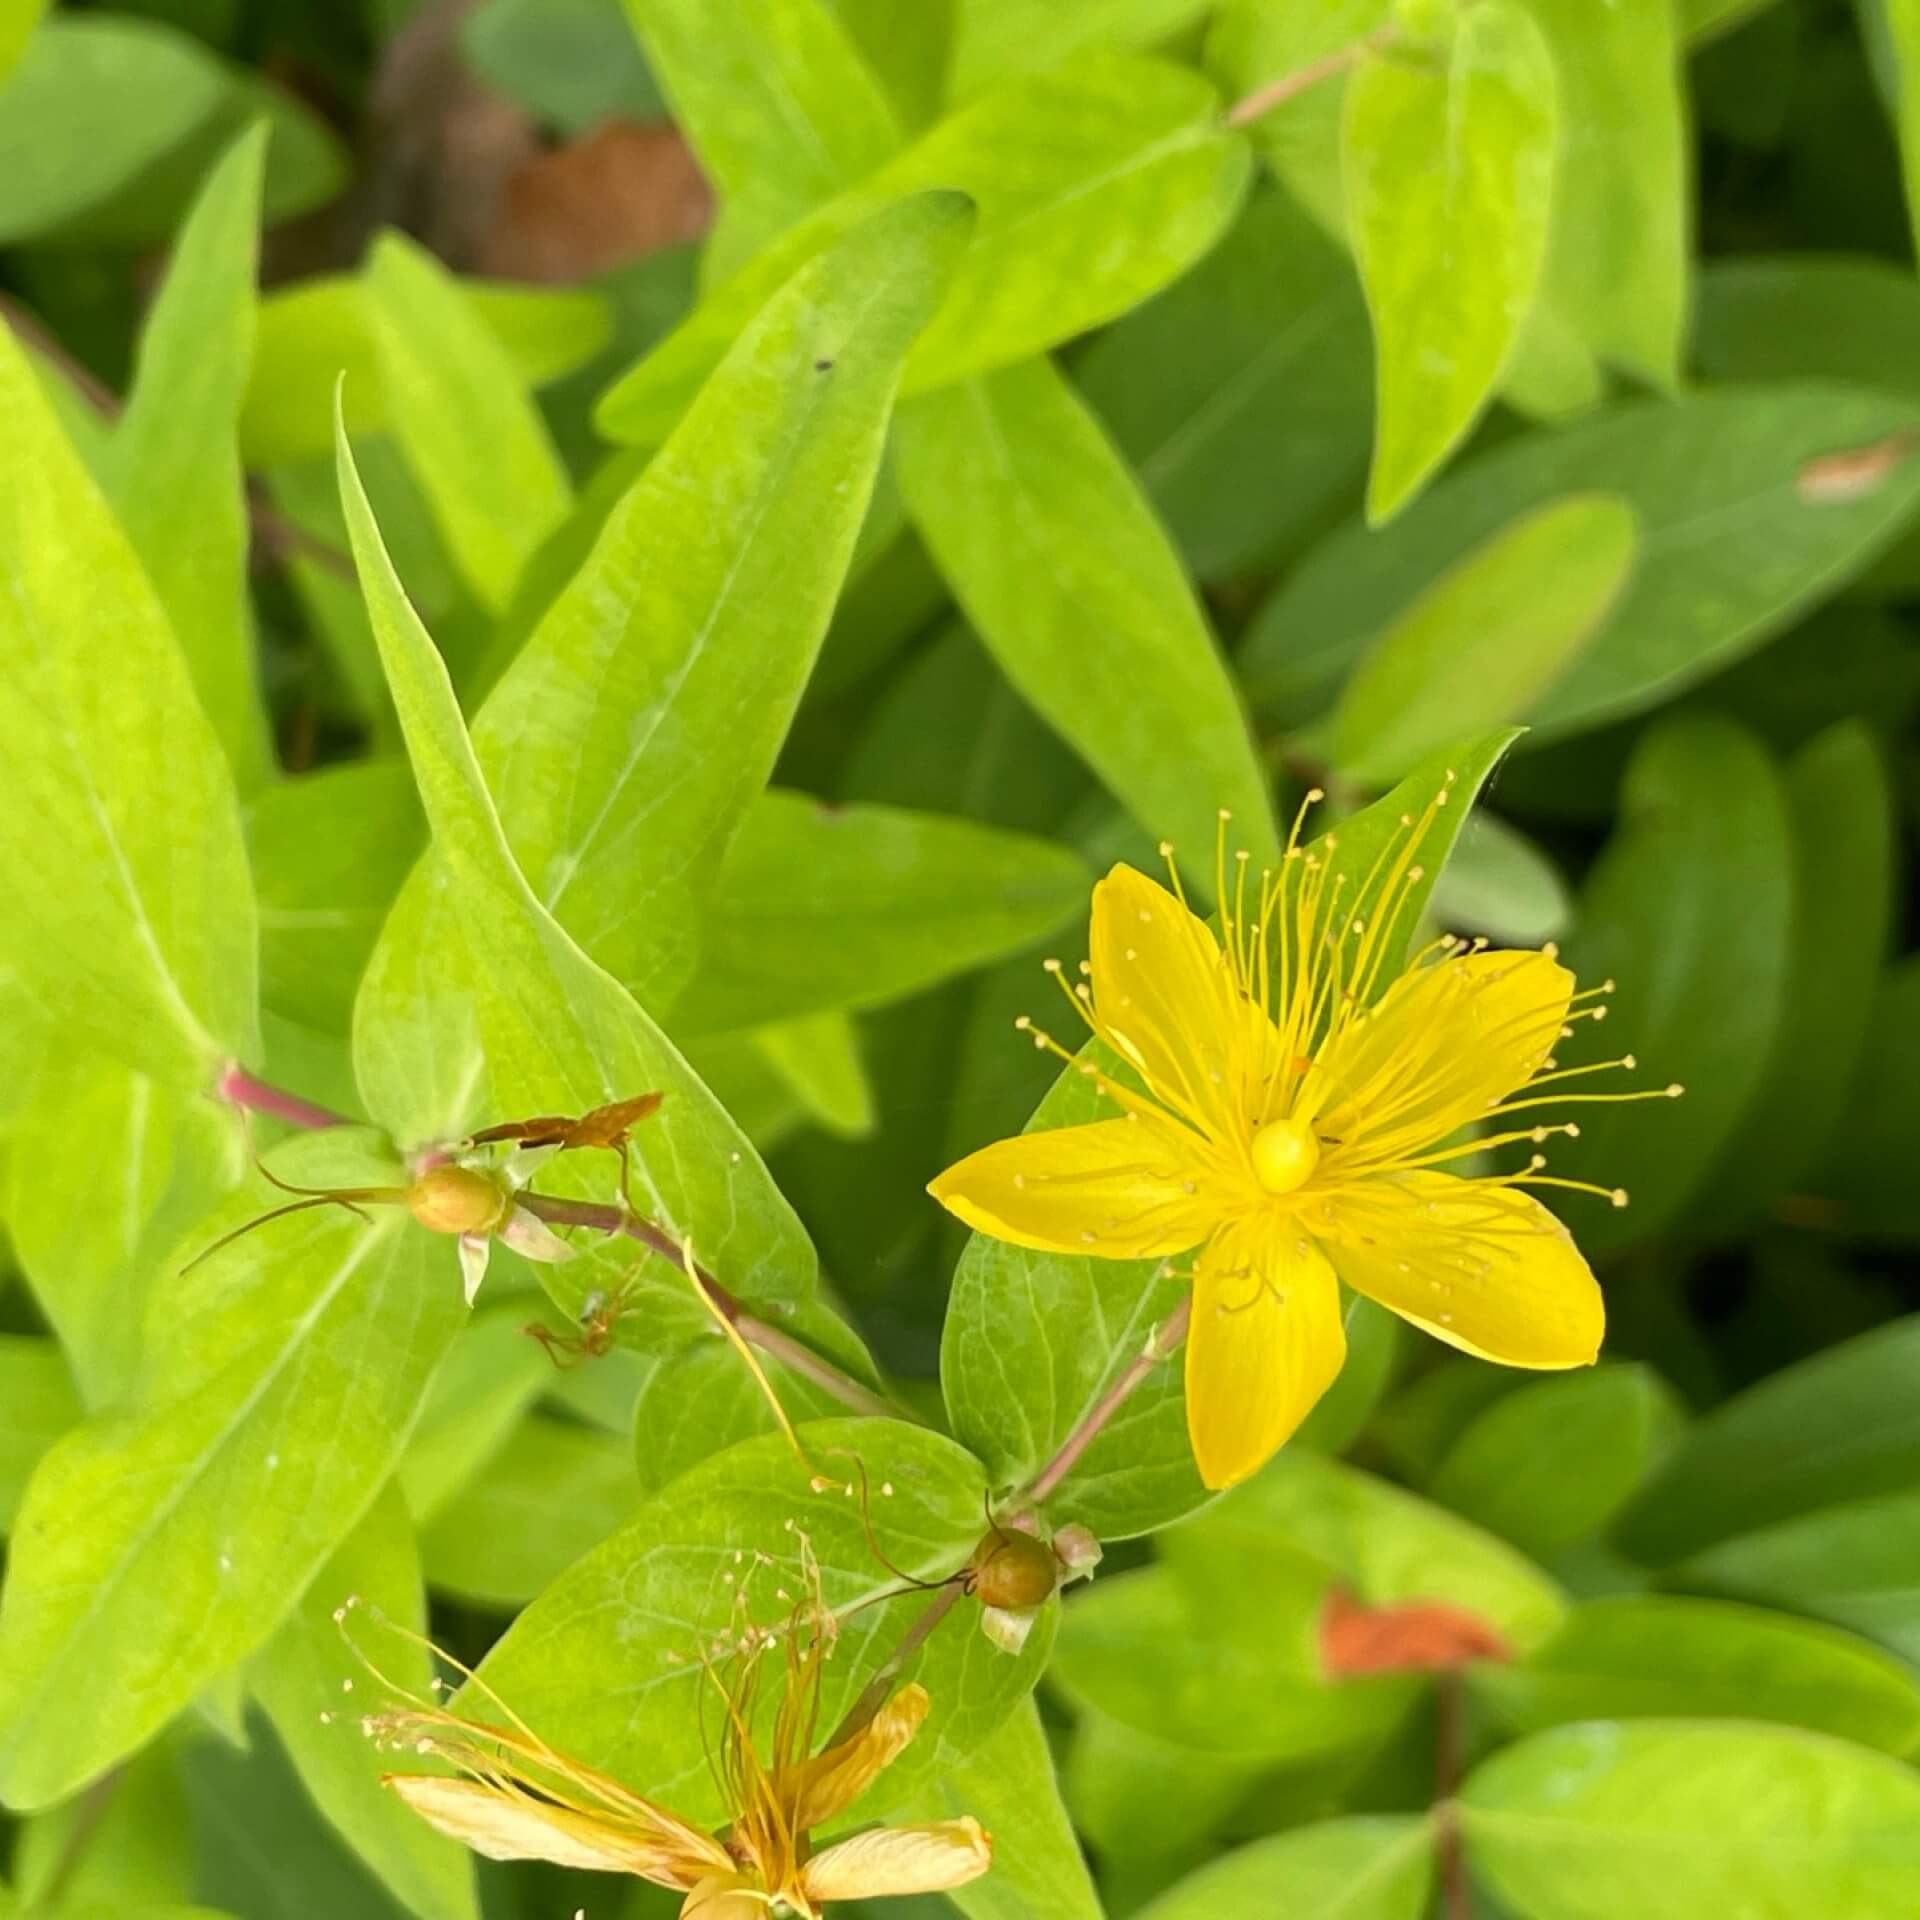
[[597, 52, 1248, 444], [104, 124, 272, 793], [467, 1418, 1048, 1823], [896, 357, 1280, 873], [252, 1488, 479, 1920], [622, 0, 902, 233], [364, 232, 573, 618], [338, 423, 865, 1366], [0, 317, 259, 1091], [1135, 1818, 1434, 1920], [1345, 4, 1557, 522], [476, 193, 970, 1008], [0, 1130, 462, 1809], [0, 1337, 77, 1535]]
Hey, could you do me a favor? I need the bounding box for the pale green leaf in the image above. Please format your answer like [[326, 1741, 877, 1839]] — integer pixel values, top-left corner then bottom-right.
[[364, 231, 572, 617], [1135, 1817, 1433, 1920], [674, 790, 1089, 1032], [0, 320, 260, 1091], [1075, 186, 1373, 581], [597, 52, 1249, 444], [0, 1130, 462, 1809], [243, 276, 609, 469], [434, 193, 971, 1018], [252, 1487, 479, 1920], [1319, 494, 1637, 782], [1553, 716, 1793, 1252], [0, 0, 45, 85], [6, 1055, 237, 1410], [1461, 1720, 1920, 1920], [338, 424, 868, 1376], [1523, 0, 1688, 391], [1428, 1365, 1682, 1559], [104, 125, 272, 794], [1472, 1595, 1920, 1755], [899, 1696, 1103, 1920], [1428, 812, 1571, 947], [1885, 0, 1920, 260], [0, 1337, 77, 1535], [948, 0, 1210, 97], [467, 1418, 1049, 1823], [420, 1413, 638, 1607], [1345, 4, 1557, 521], [751, 1009, 875, 1138], [622, 0, 902, 232], [1241, 386, 1920, 742], [896, 357, 1279, 871]]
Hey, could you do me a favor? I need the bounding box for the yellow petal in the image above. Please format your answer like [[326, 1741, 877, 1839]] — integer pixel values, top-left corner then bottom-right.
[[800, 1818, 993, 1902], [783, 1683, 927, 1832], [929, 1117, 1216, 1259], [679, 1874, 763, 1919], [1321, 1171, 1604, 1367], [1184, 1215, 1345, 1491], [383, 1774, 712, 1886], [1315, 950, 1574, 1164], [1088, 864, 1248, 1132]]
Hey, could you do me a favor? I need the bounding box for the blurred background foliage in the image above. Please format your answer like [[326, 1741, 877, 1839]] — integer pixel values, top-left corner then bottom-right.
[[2, 1, 1919, 1918]]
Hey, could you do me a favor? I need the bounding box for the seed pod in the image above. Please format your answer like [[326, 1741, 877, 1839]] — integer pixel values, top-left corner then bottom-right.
[[407, 1164, 511, 1238], [967, 1524, 1060, 1612]]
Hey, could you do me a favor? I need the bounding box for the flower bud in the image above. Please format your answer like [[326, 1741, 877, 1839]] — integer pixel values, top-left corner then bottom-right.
[[968, 1524, 1060, 1613], [1051, 1524, 1103, 1582], [407, 1164, 511, 1238]]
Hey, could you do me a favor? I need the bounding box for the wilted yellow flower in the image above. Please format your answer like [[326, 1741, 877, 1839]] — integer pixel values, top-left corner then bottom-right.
[[930, 783, 1678, 1491], [363, 1587, 990, 1917]]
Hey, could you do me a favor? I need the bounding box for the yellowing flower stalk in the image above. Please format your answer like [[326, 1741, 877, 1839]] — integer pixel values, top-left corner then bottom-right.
[[931, 781, 1681, 1491], [355, 1586, 990, 1917]]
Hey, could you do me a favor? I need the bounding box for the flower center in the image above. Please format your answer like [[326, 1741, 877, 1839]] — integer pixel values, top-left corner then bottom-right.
[[1249, 1115, 1320, 1195]]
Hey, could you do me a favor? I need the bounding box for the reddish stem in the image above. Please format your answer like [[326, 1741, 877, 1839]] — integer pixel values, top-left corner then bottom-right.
[[1223, 28, 1397, 129], [219, 1063, 351, 1132], [1024, 1296, 1191, 1506]]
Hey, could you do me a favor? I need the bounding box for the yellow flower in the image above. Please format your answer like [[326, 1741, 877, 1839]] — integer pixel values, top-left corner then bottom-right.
[[930, 783, 1679, 1492], [365, 1591, 990, 1916]]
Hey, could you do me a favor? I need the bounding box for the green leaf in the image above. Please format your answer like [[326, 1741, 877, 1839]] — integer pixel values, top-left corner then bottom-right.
[[1240, 386, 1920, 741], [422, 192, 970, 1021], [1885, 0, 1920, 260], [1428, 812, 1571, 947], [1523, 0, 1688, 391], [396, 1302, 552, 1523], [1472, 1595, 1920, 1755], [462, 0, 665, 133], [1685, 1490, 1920, 1668], [251, 1487, 479, 1920], [1428, 1366, 1682, 1560], [1318, 494, 1637, 783], [0, 319, 259, 1092], [1075, 186, 1373, 581], [1552, 716, 1793, 1252], [622, 0, 902, 232], [1052, 1563, 1413, 1761], [597, 53, 1249, 444], [751, 1009, 875, 1138], [6, 1055, 237, 1409], [1461, 1720, 1920, 1920], [103, 125, 272, 794], [948, 0, 1211, 96], [467, 1418, 1047, 1823], [1693, 723, 1894, 1230], [0, 0, 45, 85], [0, 1337, 77, 1535], [0, 1130, 462, 1809], [243, 276, 610, 469], [1814, 957, 1920, 1240], [364, 232, 573, 617], [674, 791, 1089, 1032], [0, 18, 341, 246], [1345, 4, 1557, 522], [420, 1413, 638, 1607], [897, 357, 1280, 871], [897, 1696, 1103, 1920], [250, 762, 424, 1037], [338, 424, 868, 1376], [1164, 1453, 1568, 1660], [11, 1737, 195, 1909], [1066, 1708, 1267, 1868], [1616, 1317, 1920, 1566], [1134, 1817, 1433, 1920]]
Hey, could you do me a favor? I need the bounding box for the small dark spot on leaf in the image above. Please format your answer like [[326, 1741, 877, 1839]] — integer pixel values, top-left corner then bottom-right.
[[814, 357, 835, 372]]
